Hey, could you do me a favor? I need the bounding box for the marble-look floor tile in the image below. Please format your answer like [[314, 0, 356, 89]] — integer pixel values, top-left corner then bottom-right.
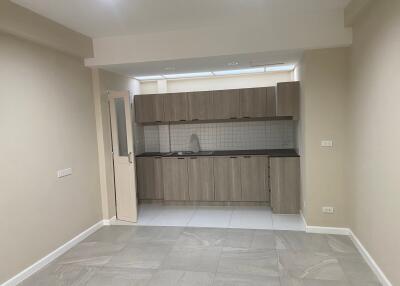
[[338, 256, 381, 285], [85, 267, 154, 286], [213, 272, 280, 286], [177, 227, 227, 247], [326, 234, 359, 254], [56, 241, 125, 266], [84, 226, 134, 243], [128, 225, 184, 243], [19, 264, 98, 286], [280, 276, 351, 286], [218, 248, 280, 277], [275, 231, 332, 252], [222, 229, 255, 248], [148, 270, 214, 286], [161, 246, 222, 272], [251, 229, 276, 249], [272, 214, 305, 231], [105, 242, 172, 269], [188, 206, 233, 228], [278, 250, 347, 281], [229, 207, 273, 229]]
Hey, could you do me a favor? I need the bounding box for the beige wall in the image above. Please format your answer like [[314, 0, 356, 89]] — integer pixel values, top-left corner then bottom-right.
[[92, 68, 139, 219], [298, 48, 350, 227], [0, 1, 93, 58], [140, 71, 293, 94], [347, 0, 400, 284], [0, 32, 101, 284]]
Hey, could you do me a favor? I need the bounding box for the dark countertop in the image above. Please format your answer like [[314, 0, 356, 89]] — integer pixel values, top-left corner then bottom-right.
[[136, 149, 299, 158]]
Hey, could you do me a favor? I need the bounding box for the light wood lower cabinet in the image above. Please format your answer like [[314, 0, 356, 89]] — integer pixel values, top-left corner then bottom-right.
[[136, 157, 164, 200], [162, 158, 189, 200], [270, 157, 300, 214], [213, 157, 242, 201], [240, 156, 269, 202], [188, 157, 214, 200]]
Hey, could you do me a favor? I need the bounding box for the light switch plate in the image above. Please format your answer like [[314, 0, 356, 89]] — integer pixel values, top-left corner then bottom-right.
[[57, 168, 72, 178], [321, 140, 333, 147]]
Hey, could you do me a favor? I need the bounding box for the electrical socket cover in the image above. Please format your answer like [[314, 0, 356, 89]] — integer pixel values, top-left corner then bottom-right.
[[322, 206, 335, 214]]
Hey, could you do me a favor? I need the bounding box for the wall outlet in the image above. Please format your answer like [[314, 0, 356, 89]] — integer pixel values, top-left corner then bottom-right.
[[57, 168, 72, 178], [321, 140, 333, 147], [322, 206, 335, 214]]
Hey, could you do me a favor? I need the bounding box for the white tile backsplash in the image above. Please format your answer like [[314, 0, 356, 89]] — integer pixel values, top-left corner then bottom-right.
[[143, 120, 296, 152]]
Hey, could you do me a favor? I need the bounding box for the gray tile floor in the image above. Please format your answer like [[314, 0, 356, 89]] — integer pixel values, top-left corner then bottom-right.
[[20, 226, 381, 286]]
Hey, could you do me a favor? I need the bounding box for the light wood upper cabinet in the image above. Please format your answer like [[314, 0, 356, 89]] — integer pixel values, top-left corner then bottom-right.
[[164, 92, 188, 122], [136, 157, 163, 200], [213, 156, 242, 201], [276, 81, 300, 119], [239, 87, 268, 118], [134, 94, 164, 123], [240, 156, 268, 202], [270, 157, 300, 214], [213, 89, 240, 120], [188, 157, 214, 201], [188, 91, 214, 121], [162, 157, 189, 200]]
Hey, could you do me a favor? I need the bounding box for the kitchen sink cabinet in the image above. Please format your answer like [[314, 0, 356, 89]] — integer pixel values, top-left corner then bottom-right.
[[240, 156, 269, 202], [188, 91, 214, 121], [162, 157, 189, 200], [188, 157, 214, 200], [270, 157, 300, 214], [213, 89, 240, 120], [134, 94, 164, 123], [136, 157, 163, 200], [164, 92, 188, 122], [213, 156, 242, 201], [276, 81, 300, 119]]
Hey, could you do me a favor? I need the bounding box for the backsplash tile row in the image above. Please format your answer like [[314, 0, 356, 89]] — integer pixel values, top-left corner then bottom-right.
[[144, 120, 296, 153]]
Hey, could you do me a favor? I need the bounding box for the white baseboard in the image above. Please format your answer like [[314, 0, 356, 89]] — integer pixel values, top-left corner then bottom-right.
[[349, 230, 392, 286], [1, 220, 105, 286], [300, 212, 392, 286], [103, 216, 117, 226]]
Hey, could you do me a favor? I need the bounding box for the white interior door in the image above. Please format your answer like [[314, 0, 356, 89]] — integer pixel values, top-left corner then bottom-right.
[[109, 91, 137, 222]]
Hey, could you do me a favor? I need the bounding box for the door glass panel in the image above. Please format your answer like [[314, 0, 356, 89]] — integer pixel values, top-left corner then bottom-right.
[[115, 97, 128, 156]]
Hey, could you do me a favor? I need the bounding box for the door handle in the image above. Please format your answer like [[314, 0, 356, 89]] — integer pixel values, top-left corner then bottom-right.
[[128, 152, 133, 164]]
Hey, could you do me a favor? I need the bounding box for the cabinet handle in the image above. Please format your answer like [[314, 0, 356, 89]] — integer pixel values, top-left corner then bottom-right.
[[242, 116, 251, 119], [179, 119, 186, 122], [155, 157, 162, 159], [229, 117, 237, 119], [155, 120, 162, 123], [177, 157, 185, 160], [230, 156, 237, 159], [243, 156, 251, 158], [191, 119, 199, 121]]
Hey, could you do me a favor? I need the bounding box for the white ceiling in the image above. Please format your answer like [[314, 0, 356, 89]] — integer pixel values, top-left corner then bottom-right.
[[102, 49, 303, 77], [12, 0, 351, 38]]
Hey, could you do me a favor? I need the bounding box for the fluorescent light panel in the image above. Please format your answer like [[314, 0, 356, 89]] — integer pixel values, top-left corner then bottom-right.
[[213, 67, 265, 76], [265, 64, 296, 72], [164, 72, 213, 79], [135, 75, 164, 81]]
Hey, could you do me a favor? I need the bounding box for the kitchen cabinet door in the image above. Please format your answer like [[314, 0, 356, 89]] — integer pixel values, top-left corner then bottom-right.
[[134, 94, 164, 123], [239, 87, 267, 118], [270, 157, 300, 214], [276, 81, 300, 119], [164, 92, 188, 122], [213, 89, 240, 120], [213, 157, 242, 201], [240, 156, 268, 202], [162, 157, 189, 200], [188, 157, 214, 201], [136, 157, 163, 200], [188, 91, 214, 121], [266, 86, 277, 117]]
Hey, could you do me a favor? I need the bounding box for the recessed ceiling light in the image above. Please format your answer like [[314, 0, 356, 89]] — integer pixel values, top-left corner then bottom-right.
[[213, 67, 265, 76], [164, 67, 175, 71], [164, 72, 213, 79], [265, 64, 296, 72], [227, 61, 239, 66], [135, 75, 164, 81]]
